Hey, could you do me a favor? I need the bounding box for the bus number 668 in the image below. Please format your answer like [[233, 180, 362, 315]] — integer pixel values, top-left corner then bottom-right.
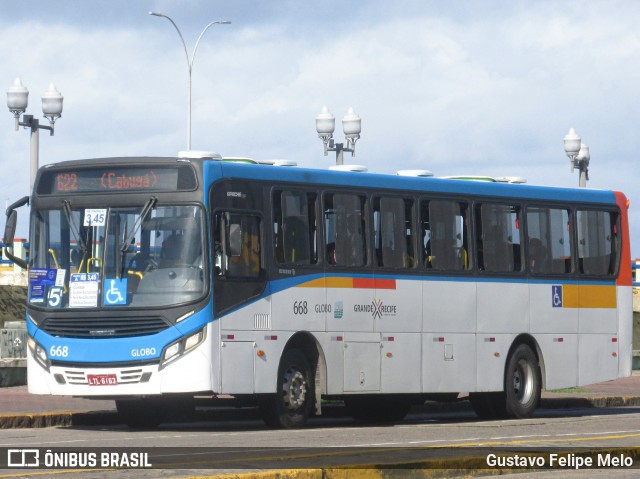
[[49, 345, 69, 357], [293, 301, 308, 315]]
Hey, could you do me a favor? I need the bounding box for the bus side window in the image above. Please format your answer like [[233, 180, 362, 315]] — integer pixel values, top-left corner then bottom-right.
[[476, 203, 522, 273], [526, 206, 573, 274], [426, 200, 470, 271], [577, 209, 618, 276], [324, 193, 367, 267], [273, 190, 318, 266], [215, 213, 262, 278], [374, 197, 415, 268]]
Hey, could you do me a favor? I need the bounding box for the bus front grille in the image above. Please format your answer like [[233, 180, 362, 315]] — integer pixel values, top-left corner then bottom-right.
[[41, 316, 170, 338]]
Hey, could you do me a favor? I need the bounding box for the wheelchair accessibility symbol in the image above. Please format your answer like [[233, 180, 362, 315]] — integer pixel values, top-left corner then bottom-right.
[[552, 285, 562, 308], [104, 278, 127, 306]]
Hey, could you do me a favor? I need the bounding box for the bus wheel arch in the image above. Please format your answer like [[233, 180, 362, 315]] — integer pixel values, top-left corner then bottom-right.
[[260, 332, 326, 428], [470, 335, 543, 420]]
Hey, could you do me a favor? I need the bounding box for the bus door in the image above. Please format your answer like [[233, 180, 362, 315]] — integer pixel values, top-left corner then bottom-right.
[[210, 180, 268, 394]]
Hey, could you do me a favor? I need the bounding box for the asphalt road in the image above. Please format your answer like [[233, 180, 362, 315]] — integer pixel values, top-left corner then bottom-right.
[[0, 406, 638, 478]]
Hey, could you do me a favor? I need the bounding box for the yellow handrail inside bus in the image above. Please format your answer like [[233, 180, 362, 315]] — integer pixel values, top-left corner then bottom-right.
[[48, 249, 60, 269], [86, 257, 101, 273], [47, 249, 67, 294]]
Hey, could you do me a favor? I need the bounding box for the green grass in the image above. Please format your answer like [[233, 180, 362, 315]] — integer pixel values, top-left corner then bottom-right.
[[547, 388, 591, 393]]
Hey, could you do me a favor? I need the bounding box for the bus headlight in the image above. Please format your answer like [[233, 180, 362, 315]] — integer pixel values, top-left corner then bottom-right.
[[160, 327, 206, 370], [27, 337, 50, 371]]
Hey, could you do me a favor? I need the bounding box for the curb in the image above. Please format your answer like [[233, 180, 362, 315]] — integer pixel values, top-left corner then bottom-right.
[[1, 396, 639, 429]]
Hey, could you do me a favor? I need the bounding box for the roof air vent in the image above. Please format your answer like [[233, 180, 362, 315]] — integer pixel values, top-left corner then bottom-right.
[[396, 169, 434, 177], [178, 150, 222, 160], [257, 159, 297, 166], [328, 164, 368, 172]]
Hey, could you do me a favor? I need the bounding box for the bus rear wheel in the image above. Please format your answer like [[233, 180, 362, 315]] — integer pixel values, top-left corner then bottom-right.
[[504, 344, 541, 419], [260, 349, 314, 429], [470, 344, 541, 420]]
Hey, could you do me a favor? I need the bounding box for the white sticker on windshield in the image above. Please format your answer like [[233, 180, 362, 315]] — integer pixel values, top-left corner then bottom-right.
[[83, 209, 107, 227], [69, 273, 100, 308]]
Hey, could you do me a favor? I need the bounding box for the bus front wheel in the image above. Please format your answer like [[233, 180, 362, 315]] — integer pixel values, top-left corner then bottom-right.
[[260, 349, 314, 429]]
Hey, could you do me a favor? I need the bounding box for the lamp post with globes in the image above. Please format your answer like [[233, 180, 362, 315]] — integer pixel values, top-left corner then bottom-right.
[[316, 106, 362, 166], [563, 128, 590, 188], [6, 78, 63, 194], [150, 12, 231, 151]]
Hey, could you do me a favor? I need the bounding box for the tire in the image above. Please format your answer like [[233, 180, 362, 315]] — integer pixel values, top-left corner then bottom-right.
[[344, 395, 411, 423], [470, 344, 541, 420], [503, 344, 541, 419], [260, 349, 314, 429]]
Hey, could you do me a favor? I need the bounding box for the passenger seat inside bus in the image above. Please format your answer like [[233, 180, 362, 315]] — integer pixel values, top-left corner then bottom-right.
[[159, 233, 201, 268]]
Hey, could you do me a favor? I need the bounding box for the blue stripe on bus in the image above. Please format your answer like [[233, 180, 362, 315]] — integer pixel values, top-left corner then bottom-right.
[[203, 161, 618, 205]]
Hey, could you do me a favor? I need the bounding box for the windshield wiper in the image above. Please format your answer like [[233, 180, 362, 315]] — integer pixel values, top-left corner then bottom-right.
[[118, 196, 157, 278], [62, 200, 87, 253], [121, 196, 157, 253]]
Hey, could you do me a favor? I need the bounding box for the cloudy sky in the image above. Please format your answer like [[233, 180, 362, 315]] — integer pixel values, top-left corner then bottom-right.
[[2, 0, 640, 256]]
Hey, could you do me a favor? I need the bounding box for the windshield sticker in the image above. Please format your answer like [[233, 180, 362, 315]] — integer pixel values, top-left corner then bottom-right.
[[28, 268, 57, 303], [47, 286, 63, 308], [69, 273, 100, 308], [83, 209, 107, 227], [104, 278, 128, 306]]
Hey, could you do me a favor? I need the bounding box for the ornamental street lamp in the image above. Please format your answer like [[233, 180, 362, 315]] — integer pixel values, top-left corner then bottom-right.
[[150, 12, 231, 151], [563, 127, 590, 188], [6, 78, 63, 193], [316, 106, 362, 165]]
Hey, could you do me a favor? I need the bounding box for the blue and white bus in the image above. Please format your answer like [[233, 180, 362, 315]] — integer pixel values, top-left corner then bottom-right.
[[3, 151, 632, 428]]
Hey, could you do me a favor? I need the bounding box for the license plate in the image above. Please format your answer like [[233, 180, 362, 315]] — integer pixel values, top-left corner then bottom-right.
[[87, 374, 117, 386]]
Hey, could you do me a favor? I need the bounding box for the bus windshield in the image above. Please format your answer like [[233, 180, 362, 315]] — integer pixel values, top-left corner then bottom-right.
[[29, 203, 206, 309]]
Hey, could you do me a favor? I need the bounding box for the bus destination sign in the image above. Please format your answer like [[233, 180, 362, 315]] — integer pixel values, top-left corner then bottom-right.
[[41, 165, 196, 194], [55, 170, 158, 192]]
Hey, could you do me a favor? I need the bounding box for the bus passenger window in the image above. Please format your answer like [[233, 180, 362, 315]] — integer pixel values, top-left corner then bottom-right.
[[476, 203, 522, 273], [324, 193, 367, 267], [526, 207, 572, 274], [423, 200, 470, 271], [273, 190, 318, 266], [374, 197, 415, 268], [577, 210, 618, 276]]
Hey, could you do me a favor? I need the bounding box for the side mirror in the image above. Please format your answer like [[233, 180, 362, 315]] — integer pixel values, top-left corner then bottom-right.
[[4, 210, 17, 245], [4, 195, 29, 270]]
